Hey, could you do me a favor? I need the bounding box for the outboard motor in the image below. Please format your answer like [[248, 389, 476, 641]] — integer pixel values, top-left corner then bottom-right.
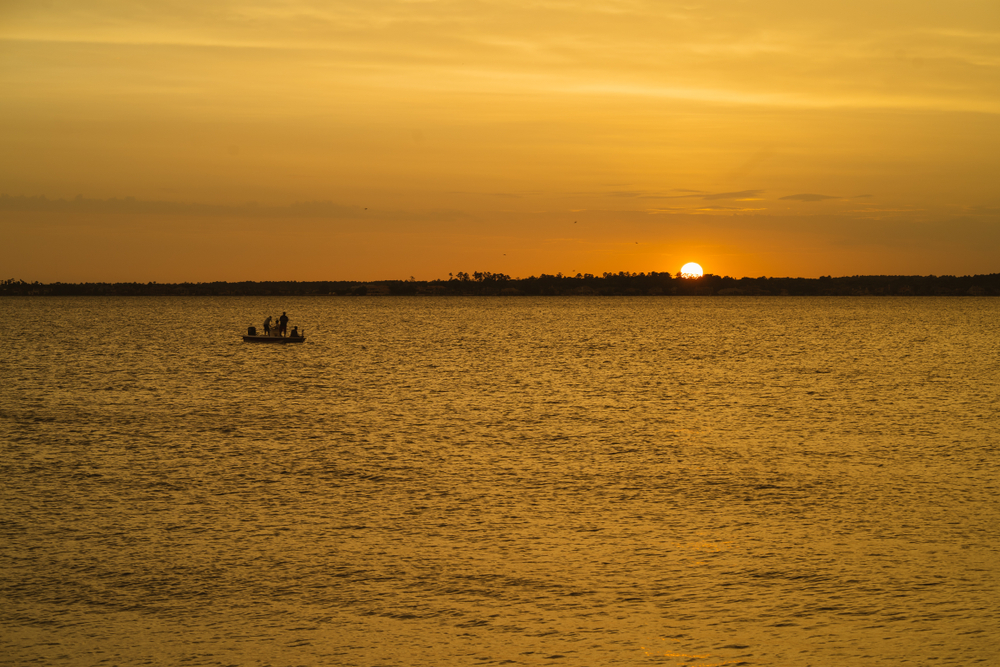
[[248, 326, 257, 336]]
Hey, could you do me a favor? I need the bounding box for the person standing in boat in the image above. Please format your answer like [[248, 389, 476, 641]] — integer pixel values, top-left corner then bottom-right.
[[263, 315, 272, 335], [279, 312, 289, 336]]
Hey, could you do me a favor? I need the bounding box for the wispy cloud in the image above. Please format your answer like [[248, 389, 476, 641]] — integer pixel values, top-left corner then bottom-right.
[[694, 206, 767, 213], [780, 193, 839, 202], [702, 190, 764, 201], [5, 1, 999, 113], [607, 189, 763, 201]]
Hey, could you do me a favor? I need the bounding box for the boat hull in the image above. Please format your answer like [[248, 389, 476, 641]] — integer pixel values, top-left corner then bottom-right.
[[242, 335, 306, 344]]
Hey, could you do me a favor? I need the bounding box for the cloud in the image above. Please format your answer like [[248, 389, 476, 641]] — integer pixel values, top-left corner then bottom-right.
[[608, 189, 765, 201], [694, 206, 767, 212], [780, 193, 840, 201], [607, 190, 704, 199], [645, 207, 690, 214], [965, 205, 1000, 216], [702, 190, 763, 201], [6, 0, 1000, 116], [445, 191, 525, 198]]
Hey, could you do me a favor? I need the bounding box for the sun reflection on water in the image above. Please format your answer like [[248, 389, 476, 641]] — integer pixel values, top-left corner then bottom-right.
[[640, 637, 745, 666]]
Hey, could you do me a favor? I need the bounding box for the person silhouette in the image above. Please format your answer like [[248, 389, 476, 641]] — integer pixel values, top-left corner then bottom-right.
[[263, 316, 272, 335], [279, 312, 289, 336]]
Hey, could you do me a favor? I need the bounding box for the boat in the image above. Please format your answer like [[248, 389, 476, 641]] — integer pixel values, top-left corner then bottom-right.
[[243, 326, 306, 344]]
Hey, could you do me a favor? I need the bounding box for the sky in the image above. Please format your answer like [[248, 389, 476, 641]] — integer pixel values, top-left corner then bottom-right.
[[2, 0, 999, 282]]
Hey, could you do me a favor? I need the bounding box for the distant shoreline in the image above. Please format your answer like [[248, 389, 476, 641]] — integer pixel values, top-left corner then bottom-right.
[[4, 274, 999, 297]]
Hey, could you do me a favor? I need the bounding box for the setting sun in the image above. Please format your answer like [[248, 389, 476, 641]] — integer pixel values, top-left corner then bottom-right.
[[681, 262, 704, 278]]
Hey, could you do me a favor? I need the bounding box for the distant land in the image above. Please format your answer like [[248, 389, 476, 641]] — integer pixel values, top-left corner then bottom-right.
[[4, 273, 999, 297]]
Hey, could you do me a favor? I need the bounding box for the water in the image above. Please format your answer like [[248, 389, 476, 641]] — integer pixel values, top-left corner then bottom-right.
[[2, 296, 998, 666]]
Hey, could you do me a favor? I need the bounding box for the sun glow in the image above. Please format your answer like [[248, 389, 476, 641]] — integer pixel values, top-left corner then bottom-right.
[[681, 262, 704, 278]]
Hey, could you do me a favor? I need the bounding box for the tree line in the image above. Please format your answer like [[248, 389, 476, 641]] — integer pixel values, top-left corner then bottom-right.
[[3, 272, 999, 296]]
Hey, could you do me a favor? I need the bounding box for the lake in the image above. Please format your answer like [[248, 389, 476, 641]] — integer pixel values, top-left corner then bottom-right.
[[2, 296, 998, 666]]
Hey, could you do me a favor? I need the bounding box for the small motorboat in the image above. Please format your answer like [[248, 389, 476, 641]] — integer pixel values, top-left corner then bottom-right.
[[243, 326, 306, 344]]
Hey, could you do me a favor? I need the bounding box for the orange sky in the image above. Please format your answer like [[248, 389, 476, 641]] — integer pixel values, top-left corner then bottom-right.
[[2, 1, 999, 282]]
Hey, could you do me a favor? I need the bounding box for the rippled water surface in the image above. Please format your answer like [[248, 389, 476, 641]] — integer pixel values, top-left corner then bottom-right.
[[2, 296, 999, 666]]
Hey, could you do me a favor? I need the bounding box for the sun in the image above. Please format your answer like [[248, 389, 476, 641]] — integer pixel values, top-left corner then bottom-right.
[[680, 262, 704, 278]]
